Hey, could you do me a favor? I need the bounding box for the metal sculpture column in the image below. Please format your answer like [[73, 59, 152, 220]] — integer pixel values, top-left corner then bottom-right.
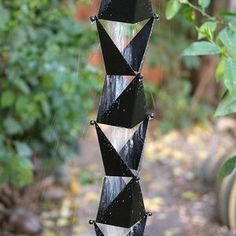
[[89, 0, 159, 235]]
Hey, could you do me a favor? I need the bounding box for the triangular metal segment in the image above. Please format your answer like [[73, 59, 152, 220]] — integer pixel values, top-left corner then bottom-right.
[[127, 215, 147, 236], [97, 178, 145, 228], [95, 123, 135, 177], [122, 177, 133, 185], [97, 74, 147, 128], [130, 169, 138, 176], [98, 76, 131, 121], [96, 123, 137, 152], [96, 177, 131, 222], [119, 115, 149, 171], [123, 17, 155, 72], [96, 18, 135, 75], [94, 222, 105, 236], [98, 0, 153, 24], [97, 223, 130, 236]]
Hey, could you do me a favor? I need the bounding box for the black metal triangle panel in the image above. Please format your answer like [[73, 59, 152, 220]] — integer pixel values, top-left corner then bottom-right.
[[95, 17, 154, 75], [127, 215, 147, 236], [97, 74, 147, 128], [123, 17, 155, 72], [96, 178, 145, 228], [95, 18, 135, 76], [119, 115, 149, 171], [96, 177, 129, 223], [94, 122, 134, 177], [94, 222, 104, 236], [98, 0, 153, 23]]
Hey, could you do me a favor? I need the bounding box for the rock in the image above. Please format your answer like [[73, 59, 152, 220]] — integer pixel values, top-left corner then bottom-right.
[[54, 165, 71, 187], [42, 186, 65, 201], [216, 117, 236, 133], [9, 207, 42, 235]]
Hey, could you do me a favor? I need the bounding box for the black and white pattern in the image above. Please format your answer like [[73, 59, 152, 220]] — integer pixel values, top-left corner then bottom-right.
[[89, 0, 158, 234]]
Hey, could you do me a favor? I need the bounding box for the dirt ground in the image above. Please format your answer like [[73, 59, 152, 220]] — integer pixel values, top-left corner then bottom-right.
[[39, 119, 236, 236]]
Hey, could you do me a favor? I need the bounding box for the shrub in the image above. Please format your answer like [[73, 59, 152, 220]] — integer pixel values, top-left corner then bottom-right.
[[0, 0, 102, 187]]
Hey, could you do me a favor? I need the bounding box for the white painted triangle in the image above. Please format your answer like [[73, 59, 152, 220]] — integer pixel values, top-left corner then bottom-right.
[[121, 177, 133, 185], [98, 123, 139, 152], [97, 177, 133, 222], [102, 177, 130, 207], [100, 19, 149, 52], [97, 223, 130, 236], [130, 169, 138, 176]]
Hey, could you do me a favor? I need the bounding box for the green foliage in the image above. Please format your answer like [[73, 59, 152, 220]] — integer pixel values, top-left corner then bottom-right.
[[182, 41, 221, 56], [169, 0, 236, 115], [145, 79, 213, 133], [166, 0, 236, 176], [198, 0, 210, 9], [0, 0, 102, 187], [197, 21, 216, 40], [218, 156, 236, 181], [223, 57, 236, 95], [215, 92, 236, 116], [165, 0, 181, 20], [147, 3, 212, 132]]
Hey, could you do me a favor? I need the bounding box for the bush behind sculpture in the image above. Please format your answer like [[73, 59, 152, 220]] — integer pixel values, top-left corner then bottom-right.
[[0, 0, 101, 186]]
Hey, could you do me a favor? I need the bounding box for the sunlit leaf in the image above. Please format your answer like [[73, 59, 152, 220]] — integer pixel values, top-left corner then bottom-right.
[[166, 0, 181, 20], [1, 90, 15, 108], [218, 156, 236, 181], [197, 21, 216, 40], [216, 57, 225, 81], [215, 92, 236, 116], [0, 7, 10, 30], [218, 27, 236, 58], [182, 41, 221, 56], [3, 117, 23, 135], [223, 57, 236, 95], [15, 141, 33, 158], [183, 6, 195, 25], [198, 0, 211, 9]]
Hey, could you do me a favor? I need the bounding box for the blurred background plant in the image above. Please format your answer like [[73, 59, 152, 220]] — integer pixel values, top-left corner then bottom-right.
[[164, 0, 236, 183], [0, 0, 102, 188], [144, 5, 214, 132]]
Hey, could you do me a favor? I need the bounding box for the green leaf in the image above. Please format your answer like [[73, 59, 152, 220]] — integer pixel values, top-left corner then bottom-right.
[[41, 100, 51, 117], [223, 57, 236, 95], [15, 95, 29, 112], [182, 41, 221, 56], [216, 58, 225, 81], [215, 92, 236, 116], [165, 0, 181, 20], [34, 93, 51, 117], [1, 90, 15, 108], [15, 142, 33, 158], [3, 117, 23, 135], [13, 78, 31, 94], [183, 6, 195, 25], [8, 156, 33, 187], [197, 21, 217, 40], [0, 7, 10, 30], [218, 27, 236, 58], [229, 23, 236, 33], [218, 156, 236, 181], [198, 0, 210, 9], [219, 12, 236, 21]]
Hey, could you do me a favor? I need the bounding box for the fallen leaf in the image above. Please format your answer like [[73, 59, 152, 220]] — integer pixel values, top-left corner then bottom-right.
[[181, 191, 199, 201], [83, 192, 99, 202], [69, 179, 80, 195]]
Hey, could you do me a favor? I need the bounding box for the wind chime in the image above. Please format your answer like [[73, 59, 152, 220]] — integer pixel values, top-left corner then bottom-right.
[[89, 0, 158, 235]]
